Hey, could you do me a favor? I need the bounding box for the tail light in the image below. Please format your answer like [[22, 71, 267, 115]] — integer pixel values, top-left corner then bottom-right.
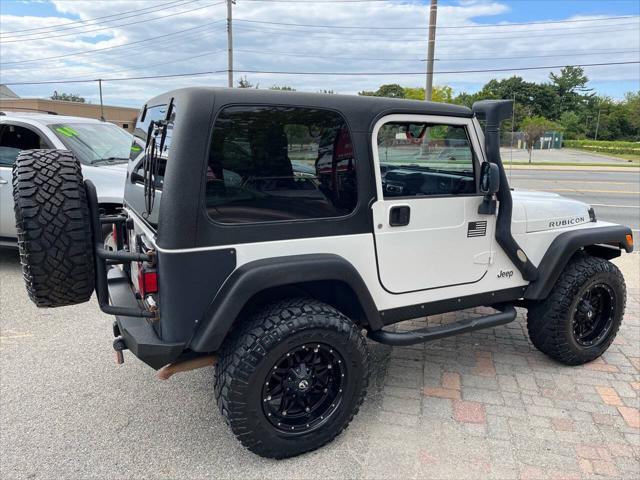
[[137, 265, 158, 296]]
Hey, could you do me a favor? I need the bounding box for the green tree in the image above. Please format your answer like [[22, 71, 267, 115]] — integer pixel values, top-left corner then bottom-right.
[[358, 84, 405, 98], [550, 66, 593, 116], [521, 116, 561, 163], [238, 76, 258, 88], [270, 85, 296, 91], [550, 66, 591, 95], [559, 111, 585, 139], [403, 85, 453, 102], [51, 91, 85, 103]]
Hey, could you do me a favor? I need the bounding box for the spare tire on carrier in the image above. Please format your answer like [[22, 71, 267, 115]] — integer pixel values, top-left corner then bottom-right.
[[12, 149, 96, 307]]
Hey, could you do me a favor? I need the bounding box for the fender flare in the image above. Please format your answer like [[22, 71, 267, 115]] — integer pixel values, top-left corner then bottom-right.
[[525, 225, 633, 300], [189, 254, 382, 352]]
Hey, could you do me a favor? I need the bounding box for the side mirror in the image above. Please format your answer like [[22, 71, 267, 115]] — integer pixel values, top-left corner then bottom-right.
[[479, 162, 500, 195]]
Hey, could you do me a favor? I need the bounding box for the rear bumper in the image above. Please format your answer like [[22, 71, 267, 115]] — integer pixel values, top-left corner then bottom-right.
[[85, 179, 184, 370], [108, 268, 184, 370]]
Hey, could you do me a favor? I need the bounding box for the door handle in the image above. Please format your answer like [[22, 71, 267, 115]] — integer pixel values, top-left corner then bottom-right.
[[389, 205, 410, 227], [0, 179, 8, 185]]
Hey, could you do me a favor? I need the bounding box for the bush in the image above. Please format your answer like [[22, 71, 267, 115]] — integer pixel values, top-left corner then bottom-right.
[[564, 139, 640, 155]]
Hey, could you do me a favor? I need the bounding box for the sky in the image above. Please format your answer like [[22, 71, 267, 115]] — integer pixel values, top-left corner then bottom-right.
[[0, 0, 639, 108]]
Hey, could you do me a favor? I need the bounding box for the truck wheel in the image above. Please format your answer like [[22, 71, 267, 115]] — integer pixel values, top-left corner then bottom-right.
[[214, 298, 369, 459], [527, 253, 625, 366], [12, 149, 95, 307]]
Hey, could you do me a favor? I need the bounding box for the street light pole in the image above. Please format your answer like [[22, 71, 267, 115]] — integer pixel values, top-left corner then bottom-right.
[[226, 0, 234, 88], [425, 0, 438, 101]]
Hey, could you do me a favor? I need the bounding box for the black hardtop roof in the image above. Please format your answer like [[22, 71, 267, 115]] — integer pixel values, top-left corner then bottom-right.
[[145, 87, 473, 128]]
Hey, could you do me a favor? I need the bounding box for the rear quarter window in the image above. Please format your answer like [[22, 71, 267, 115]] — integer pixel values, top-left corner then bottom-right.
[[206, 105, 357, 224], [126, 103, 176, 228]]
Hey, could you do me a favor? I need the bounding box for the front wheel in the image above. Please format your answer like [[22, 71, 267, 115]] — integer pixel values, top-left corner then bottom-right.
[[527, 253, 626, 365], [214, 298, 369, 459]]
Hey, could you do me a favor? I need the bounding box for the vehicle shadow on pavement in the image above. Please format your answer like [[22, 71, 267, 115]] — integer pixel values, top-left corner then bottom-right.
[[1, 248, 638, 479]]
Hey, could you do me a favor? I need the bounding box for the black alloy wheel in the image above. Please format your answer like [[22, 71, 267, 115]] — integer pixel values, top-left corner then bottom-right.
[[572, 283, 615, 347], [262, 343, 345, 434]]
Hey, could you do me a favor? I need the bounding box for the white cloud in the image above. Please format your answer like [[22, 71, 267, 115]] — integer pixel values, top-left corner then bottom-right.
[[0, 0, 638, 107]]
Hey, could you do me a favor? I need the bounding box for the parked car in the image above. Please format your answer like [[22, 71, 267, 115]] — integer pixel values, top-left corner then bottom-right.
[[11, 89, 634, 458], [0, 111, 130, 246]]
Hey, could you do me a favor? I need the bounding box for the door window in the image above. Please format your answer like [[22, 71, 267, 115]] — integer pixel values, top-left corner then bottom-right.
[[377, 123, 476, 198], [0, 124, 49, 166], [206, 105, 357, 224]]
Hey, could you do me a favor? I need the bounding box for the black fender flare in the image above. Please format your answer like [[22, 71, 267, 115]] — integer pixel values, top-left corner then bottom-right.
[[189, 254, 382, 352], [525, 225, 633, 300]]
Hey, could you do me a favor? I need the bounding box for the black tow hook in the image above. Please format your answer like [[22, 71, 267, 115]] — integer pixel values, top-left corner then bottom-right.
[[113, 336, 127, 365]]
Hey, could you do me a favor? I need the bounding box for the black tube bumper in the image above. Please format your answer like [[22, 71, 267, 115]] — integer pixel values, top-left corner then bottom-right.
[[108, 268, 184, 370]]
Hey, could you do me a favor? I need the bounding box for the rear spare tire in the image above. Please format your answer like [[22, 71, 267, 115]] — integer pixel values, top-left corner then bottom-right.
[[12, 149, 95, 307]]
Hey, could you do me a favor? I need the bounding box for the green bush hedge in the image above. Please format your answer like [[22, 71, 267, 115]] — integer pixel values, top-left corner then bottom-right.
[[564, 139, 640, 155]]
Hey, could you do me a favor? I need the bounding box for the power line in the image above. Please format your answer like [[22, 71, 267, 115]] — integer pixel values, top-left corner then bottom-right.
[[0, 20, 226, 66], [234, 15, 639, 31], [0, 27, 228, 73], [3, 60, 638, 86], [232, 23, 640, 42], [63, 50, 227, 80], [235, 47, 639, 63], [232, 61, 640, 75], [0, 0, 198, 37], [0, 1, 225, 44]]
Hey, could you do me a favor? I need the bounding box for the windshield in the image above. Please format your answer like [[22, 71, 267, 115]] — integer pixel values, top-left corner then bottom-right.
[[51, 122, 132, 165]]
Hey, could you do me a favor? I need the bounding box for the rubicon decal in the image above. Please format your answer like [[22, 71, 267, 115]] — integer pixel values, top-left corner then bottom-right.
[[548, 217, 586, 228]]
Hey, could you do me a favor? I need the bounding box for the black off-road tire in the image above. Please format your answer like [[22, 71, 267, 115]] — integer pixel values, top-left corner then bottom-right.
[[527, 253, 625, 365], [12, 149, 95, 307], [214, 298, 369, 459]]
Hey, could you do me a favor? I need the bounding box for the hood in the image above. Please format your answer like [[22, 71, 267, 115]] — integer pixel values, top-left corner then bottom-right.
[[80, 163, 127, 204], [96, 162, 128, 172], [511, 189, 592, 233]]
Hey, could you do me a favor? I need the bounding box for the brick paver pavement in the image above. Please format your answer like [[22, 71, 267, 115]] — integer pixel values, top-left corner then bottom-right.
[[363, 287, 640, 480]]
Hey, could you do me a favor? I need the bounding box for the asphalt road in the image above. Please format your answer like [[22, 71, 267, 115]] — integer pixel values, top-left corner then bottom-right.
[[506, 167, 640, 232]]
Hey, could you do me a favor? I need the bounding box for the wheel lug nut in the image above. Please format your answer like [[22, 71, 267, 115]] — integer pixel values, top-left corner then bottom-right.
[[305, 407, 310, 412], [283, 411, 287, 416]]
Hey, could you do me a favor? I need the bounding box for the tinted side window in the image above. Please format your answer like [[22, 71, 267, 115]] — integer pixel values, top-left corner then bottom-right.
[[0, 124, 48, 166], [377, 123, 476, 198], [206, 106, 357, 224]]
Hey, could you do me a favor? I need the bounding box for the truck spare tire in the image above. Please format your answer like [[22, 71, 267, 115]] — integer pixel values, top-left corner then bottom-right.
[[12, 149, 95, 307]]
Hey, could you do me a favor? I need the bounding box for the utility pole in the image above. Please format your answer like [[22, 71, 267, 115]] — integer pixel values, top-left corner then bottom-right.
[[226, 0, 234, 88], [425, 0, 438, 101], [594, 106, 601, 140], [98, 79, 105, 121]]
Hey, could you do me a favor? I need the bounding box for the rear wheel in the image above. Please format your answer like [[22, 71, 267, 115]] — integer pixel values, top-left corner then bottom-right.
[[12, 149, 95, 307], [527, 253, 625, 365], [215, 298, 369, 458]]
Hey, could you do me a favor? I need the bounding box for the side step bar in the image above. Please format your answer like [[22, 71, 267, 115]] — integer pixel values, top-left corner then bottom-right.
[[367, 304, 517, 346]]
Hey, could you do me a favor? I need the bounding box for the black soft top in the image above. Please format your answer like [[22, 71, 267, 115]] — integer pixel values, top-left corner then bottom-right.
[[143, 87, 473, 132]]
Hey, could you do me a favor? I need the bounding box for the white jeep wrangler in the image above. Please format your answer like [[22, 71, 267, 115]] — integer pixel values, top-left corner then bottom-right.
[[12, 89, 634, 458]]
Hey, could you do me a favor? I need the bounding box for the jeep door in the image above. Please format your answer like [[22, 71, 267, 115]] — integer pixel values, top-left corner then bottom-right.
[[371, 114, 495, 293]]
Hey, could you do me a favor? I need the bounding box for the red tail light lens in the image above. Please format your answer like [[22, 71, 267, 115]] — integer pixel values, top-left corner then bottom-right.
[[137, 266, 158, 296]]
